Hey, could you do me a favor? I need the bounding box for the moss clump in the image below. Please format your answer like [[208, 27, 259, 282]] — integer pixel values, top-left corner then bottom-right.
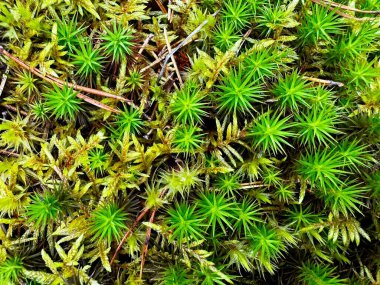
[[0, 0, 379, 284]]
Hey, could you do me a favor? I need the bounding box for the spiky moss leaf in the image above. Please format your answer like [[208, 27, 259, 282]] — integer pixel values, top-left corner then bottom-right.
[[195, 265, 234, 285], [101, 21, 134, 63], [215, 67, 265, 116], [167, 202, 205, 244], [262, 167, 283, 187], [327, 23, 380, 63], [197, 192, 237, 237], [234, 198, 262, 237], [273, 71, 314, 113], [273, 183, 295, 204], [170, 82, 208, 125], [31, 101, 49, 121], [14, 71, 38, 97], [249, 224, 286, 274], [309, 86, 336, 108], [214, 173, 241, 197], [317, 182, 367, 217], [213, 22, 241, 52], [88, 148, 109, 175], [112, 107, 144, 137], [89, 203, 128, 245], [221, 0, 253, 31], [57, 16, 85, 52], [366, 171, 380, 198], [297, 148, 349, 193], [341, 59, 380, 90], [295, 106, 343, 148], [298, 4, 343, 46], [26, 193, 62, 230], [43, 85, 82, 121], [126, 69, 144, 91], [0, 256, 24, 284], [243, 48, 286, 81], [160, 265, 191, 285], [335, 139, 373, 172], [299, 262, 347, 285], [173, 125, 204, 155], [247, 110, 295, 155], [161, 165, 201, 198], [286, 205, 321, 232], [71, 39, 104, 79]]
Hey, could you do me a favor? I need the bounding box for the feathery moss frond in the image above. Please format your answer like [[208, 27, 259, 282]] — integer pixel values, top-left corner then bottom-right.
[[161, 165, 201, 197]]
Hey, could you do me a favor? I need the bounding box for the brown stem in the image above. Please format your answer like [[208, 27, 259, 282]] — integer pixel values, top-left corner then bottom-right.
[[110, 207, 150, 265], [319, 0, 380, 14], [0, 46, 139, 114], [303, 76, 344, 87], [139, 209, 157, 279], [0, 149, 20, 157], [311, 0, 377, 20], [110, 189, 166, 265], [157, 10, 220, 80], [2, 104, 28, 116], [154, 0, 167, 14]]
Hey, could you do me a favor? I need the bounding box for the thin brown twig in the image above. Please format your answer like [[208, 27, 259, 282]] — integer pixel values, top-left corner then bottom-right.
[[157, 10, 220, 80], [0, 149, 20, 157], [0, 46, 140, 114], [2, 104, 28, 116], [110, 189, 167, 265], [110, 207, 150, 265], [139, 209, 157, 280], [164, 28, 183, 86], [154, 0, 167, 14], [140, 51, 169, 73], [311, 0, 377, 20], [304, 76, 344, 87], [137, 34, 154, 56], [0, 66, 9, 97], [52, 80, 120, 113], [319, 0, 380, 14], [0, 47, 131, 103], [236, 29, 252, 55]]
